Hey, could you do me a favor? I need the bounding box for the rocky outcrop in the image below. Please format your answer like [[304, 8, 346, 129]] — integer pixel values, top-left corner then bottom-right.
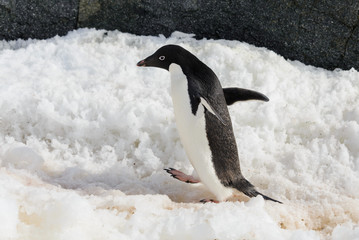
[[1, 0, 358, 70], [0, 0, 78, 40]]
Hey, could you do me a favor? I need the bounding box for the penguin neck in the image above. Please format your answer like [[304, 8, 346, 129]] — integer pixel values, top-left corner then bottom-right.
[[169, 63, 187, 83], [169, 63, 187, 98], [169, 63, 185, 75]]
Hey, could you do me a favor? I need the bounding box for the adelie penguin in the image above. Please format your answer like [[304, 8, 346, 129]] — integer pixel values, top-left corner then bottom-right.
[[137, 45, 281, 204]]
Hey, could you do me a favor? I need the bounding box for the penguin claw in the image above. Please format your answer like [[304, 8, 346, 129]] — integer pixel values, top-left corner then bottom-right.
[[164, 168, 200, 184]]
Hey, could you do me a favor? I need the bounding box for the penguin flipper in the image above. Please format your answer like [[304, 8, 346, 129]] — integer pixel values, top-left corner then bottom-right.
[[223, 88, 269, 105], [187, 74, 229, 126]]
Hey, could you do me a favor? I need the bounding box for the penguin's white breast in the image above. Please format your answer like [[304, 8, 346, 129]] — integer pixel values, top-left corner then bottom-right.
[[169, 63, 232, 201]]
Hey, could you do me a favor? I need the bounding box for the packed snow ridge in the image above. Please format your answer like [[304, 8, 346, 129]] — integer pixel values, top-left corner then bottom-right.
[[0, 29, 358, 239]]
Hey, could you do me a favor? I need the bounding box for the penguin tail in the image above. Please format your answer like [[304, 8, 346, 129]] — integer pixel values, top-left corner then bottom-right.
[[257, 192, 282, 204], [234, 178, 282, 204]]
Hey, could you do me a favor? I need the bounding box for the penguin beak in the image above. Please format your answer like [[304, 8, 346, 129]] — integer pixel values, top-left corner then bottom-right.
[[137, 59, 146, 67]]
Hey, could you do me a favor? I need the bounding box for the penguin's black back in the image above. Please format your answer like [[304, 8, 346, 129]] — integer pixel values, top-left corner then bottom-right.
[[178, 50, 245, 187]]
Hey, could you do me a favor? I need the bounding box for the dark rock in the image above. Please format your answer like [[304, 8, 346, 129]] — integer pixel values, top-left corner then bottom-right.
[[0, 0, 358, 70], [0, 0, 78, 40], [343, 22, 359, 70], [78, 0, 359, 70]]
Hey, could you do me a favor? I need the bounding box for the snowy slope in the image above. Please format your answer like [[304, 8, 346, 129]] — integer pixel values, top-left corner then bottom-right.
[[0, 29, 358, 239]]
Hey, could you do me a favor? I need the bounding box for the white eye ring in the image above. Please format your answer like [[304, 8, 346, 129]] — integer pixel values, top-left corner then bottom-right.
[[159, 56, 165, 61]]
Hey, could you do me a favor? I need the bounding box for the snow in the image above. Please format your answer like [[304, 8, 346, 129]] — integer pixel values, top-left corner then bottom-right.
[[0, 28, 358, 239]]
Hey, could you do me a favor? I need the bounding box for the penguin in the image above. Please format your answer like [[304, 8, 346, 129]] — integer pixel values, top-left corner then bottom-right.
[[137, 45, 281, 203]]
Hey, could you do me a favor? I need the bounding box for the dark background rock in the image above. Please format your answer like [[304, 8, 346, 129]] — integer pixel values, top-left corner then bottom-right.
[[78, 0, 359, 70], [0, 0, 78, 40], [1, 0, 358, 71]]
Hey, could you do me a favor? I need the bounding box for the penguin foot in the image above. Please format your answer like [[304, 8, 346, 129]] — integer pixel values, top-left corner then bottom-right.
[[199, 199, 219, 204], [164, 168, 200, 184]]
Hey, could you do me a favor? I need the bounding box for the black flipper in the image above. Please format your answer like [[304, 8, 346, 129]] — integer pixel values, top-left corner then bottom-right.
[[186, 73, 229, 126], [223, 88, 269, 105]]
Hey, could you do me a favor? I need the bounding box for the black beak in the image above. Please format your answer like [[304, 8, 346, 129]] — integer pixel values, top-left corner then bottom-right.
[[137, 59, 146, 67]]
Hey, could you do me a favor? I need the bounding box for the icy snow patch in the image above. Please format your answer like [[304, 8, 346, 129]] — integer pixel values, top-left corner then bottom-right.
[[0, 28, 358, 239]]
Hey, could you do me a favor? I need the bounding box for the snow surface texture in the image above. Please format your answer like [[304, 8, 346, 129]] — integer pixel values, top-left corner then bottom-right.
[[0, 29, 358, 239]]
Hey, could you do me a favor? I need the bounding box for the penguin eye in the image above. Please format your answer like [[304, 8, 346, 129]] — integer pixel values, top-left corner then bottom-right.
[[159, 56, 165, 61]]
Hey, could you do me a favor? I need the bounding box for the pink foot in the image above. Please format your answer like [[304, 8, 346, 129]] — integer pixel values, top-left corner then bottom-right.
[[164, 168, 200, 184], [199, 199, 219, 204]]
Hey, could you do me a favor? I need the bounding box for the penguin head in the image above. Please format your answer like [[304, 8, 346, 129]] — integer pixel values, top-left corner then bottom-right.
[[137, 45, 188, 71]]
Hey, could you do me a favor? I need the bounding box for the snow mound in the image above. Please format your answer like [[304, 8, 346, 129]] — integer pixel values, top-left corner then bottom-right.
[[0, 28, 358, 239]]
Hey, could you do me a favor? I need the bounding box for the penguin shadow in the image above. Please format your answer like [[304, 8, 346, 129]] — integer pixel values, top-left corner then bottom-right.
[[13, 159, 254, 205], [38, 166, 242, 204], [3, 147, 265, 204], [31, 165, 215, 204]]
